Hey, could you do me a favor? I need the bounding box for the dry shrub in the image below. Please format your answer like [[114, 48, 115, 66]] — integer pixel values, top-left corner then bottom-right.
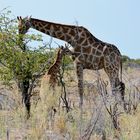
[[119, 107, 140, 140], [55, 115, 67, 134]]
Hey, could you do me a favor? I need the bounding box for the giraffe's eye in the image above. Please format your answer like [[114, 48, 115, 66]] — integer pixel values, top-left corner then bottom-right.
[[18, 25, 27, 34]]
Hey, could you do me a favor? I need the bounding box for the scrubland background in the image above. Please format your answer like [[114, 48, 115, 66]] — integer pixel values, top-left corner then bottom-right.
[[0, 66, 140, 140], [0, 9, 140, 140]]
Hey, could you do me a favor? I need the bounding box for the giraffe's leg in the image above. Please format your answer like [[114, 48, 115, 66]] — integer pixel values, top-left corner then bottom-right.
[[109, 75, 120, 95], [110, 76, 127, 115], [104, 53, 125, 102], [76, 63, 84, 136], [76, 63, 84, 106], [109, 74, 125, 103], [104, 66, 123, 101], [109, 74, 125, 102]]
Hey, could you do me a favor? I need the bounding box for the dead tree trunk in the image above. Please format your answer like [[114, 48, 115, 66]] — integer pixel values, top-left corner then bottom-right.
[[18, 77, 31, 119]]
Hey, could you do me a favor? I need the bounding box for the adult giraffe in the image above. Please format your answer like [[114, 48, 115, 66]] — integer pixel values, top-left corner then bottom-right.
[[17, 16, 125, 107]]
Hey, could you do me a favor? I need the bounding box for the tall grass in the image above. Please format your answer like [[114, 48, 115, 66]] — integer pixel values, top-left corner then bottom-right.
[[0, 68, 140, 140]]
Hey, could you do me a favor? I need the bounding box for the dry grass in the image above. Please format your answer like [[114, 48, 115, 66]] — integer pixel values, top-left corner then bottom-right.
[[119, 108, 140, 140], [0, 67, 140, 140]]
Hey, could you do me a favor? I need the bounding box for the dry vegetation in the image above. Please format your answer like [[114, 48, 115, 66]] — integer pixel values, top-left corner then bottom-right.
[[0, 67, 140, 140]]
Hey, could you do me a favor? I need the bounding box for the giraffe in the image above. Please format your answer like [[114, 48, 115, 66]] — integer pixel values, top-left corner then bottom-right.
[[47, 45, 72, 89], [17, 16, 125, 107]]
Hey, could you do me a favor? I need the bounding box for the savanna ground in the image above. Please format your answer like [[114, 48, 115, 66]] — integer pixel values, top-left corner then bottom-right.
[[0, 66, 140, 140]]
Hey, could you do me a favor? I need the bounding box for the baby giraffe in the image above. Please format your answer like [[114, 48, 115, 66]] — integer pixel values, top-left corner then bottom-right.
[[47, 45, 72, 89]]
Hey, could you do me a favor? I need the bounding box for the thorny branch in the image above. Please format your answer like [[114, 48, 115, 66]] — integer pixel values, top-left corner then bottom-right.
[[58, 54, 70, 112], [81, 101, 103, 140], [97, 78, 123, 130]]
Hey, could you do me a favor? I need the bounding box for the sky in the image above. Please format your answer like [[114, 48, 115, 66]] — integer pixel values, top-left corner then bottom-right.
[[0, 0, 140, 59]]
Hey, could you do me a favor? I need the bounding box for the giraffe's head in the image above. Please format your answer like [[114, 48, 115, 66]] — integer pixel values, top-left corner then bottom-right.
[[17, 16, 32, 34], [54, 45, 72, 61], [59, 45, 73, 56]]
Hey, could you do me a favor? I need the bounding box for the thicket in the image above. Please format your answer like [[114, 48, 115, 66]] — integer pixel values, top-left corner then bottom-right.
[[122, 55, 140, 66], [0, 9, 62, 118]]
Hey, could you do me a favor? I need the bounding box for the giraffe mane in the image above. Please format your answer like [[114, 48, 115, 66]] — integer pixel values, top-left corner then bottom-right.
[[47, 47, 63, 88]]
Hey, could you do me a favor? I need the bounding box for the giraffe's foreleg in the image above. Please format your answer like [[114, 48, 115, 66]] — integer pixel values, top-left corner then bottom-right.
[[76, 63, 84, 106], [76, 63, 84, 136]]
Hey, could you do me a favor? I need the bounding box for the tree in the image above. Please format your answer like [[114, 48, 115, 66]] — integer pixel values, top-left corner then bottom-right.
[[0, 9, 52, 118], [122, 55, 131, 63]]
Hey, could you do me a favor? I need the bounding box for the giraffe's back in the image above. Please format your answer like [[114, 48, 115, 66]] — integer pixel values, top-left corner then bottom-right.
[[103, 44, 121, 67], [74, 45, 105, 70], [73, 42, 121, 71]]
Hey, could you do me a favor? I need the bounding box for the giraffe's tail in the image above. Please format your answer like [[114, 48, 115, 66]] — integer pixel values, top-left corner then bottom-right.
[[120, 56, 125, 101]]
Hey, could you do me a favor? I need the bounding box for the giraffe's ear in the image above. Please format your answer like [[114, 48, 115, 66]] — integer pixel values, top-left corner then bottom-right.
[[60, 45, 64, 49], [28, 15, 32, 21], [65, 43, 69, 49], [58, 45, 62, 49]]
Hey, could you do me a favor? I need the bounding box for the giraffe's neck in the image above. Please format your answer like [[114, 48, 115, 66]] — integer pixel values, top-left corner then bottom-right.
[[18, 34, 26, 51], [53, 50, 63, 67], [31, 18, 79, 45], [30, 18, 104, 48], [47, 49, 63, 75]]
